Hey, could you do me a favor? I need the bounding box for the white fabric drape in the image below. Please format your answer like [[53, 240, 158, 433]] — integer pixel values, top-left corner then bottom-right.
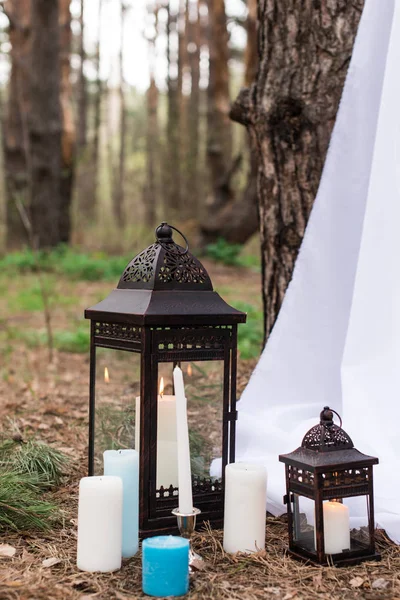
[[235, 0, 400, 542]]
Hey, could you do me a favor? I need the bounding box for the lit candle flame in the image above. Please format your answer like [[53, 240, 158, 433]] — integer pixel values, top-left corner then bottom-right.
[[159, 377, 164, 398], [104, 367, 110, 383], [187, 363, 193, 377]]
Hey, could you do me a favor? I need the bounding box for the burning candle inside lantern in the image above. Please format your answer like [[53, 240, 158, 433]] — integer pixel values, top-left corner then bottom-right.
[[135, 377, 179, 490], [104, 367, 110, 383], [187, 363, 193, 377]]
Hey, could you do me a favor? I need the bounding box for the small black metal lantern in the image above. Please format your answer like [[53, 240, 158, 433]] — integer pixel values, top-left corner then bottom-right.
[[279, 407, 380, 566], [85, 223, 246, 536]]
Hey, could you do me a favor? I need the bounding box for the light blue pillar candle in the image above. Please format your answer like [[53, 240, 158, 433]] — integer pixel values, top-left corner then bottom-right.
[[103, 449, 139, 558], [142, 536, 190, 597]]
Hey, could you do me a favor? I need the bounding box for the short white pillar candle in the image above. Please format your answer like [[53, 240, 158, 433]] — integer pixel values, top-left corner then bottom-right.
[[77, 476, 123, 572], [322, 501, 350, 554], [223, 462, 267, 554]]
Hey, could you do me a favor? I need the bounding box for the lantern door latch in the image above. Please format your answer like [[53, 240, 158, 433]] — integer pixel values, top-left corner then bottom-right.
[[224, 410, 238, 421], [283, 494, 295, 505]]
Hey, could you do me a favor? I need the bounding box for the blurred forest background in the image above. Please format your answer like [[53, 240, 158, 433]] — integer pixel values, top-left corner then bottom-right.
[[0, 0, 364, 357], [0, 0, 257, 252]]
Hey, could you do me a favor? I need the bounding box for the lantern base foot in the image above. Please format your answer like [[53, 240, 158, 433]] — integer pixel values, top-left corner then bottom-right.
[[286, 547, 381, 567]]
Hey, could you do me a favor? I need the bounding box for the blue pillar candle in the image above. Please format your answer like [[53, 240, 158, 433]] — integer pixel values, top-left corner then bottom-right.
[[103, 449, 139, 558], [142, 536, 190, 597]]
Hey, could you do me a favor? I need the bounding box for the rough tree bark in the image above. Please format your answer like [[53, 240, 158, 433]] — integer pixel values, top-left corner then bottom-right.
[[205, 0, 232, 210], [59, 0, 76, 243], [28, 0, 63, 248], [200, 0, 259, 246], [3, 0, 31, 246], [4, 0, 75, 248], [231, 0, 364, 340]]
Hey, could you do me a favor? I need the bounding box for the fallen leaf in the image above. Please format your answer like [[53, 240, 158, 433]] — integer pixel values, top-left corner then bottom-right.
[[38, 423, 50, 430], [190, 559, 207, 571], [54, 417, 64, 426], [42, 557, 62, 568], [283, 591, 298, 600], [372, 578, 390, 590], [0, 544, 16, 558], [4, 581, 23, 587], [350, 576, 365, 588]]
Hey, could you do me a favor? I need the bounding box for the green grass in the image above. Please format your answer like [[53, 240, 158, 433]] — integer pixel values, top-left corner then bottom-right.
[[232, 301, 264, 359], [5, 323, 90, 353], [0, 439, 69, 488], [205, 238, 261, 269], [0, 471, 58, 532], [0, 246, 130, 282], [9, 281, 78, 312]]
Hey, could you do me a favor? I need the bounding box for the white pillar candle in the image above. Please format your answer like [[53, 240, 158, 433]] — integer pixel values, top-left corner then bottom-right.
[[77, 476, 123, 572], [322, 501, 350, 554], [173, 366, 193, 514], [135, 391, 179, 489], [223, 463, 267, 554]]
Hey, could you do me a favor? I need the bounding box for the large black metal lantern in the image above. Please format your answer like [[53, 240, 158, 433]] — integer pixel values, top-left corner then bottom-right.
[[279, 407, 380, 566], [85, 222, 246, 536]]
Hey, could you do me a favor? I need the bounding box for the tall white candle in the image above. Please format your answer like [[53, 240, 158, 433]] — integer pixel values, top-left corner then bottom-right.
[[135, 388, 179, 489], [223, 463, 267, 554], [77, 476, 123, 572], [322, 501, 350, 554], [173, 366, 193, 514]]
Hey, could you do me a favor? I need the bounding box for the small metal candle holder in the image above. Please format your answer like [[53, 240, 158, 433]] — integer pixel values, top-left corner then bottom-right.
[[172, 507, 202, 569]]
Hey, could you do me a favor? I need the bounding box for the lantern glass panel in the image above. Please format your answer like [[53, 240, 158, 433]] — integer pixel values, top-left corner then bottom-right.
[[344, 496, 372, 552], [93, 348, 140, 474], [155, 360, 224, 495], [291, 495, 316, 554]]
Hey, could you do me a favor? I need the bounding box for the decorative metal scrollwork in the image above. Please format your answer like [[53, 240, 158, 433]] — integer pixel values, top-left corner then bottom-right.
[[288, 466, 314, 487], [157, 331, 227, 352], [95, 322, 141, 341], [121, 244, 157, 283], [158, 246, 208, 285], [302, 424, 353, 452]]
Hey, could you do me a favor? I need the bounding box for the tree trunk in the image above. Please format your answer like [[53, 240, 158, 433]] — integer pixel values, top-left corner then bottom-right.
[[200, 0, 259, 246], [144, 4, 159, 229], [3, 0, 31, 246], [205, 0, 231, 210], [77, 0, 87, 151], [144, 77, 158, 228], [165, 4, 181, 213], [186, 0, 200, 217], [59, 0, 76, 243], [232, 0, 364, 341], [86, 0, 103, 220], [28, 0, 62, 248], [112, 0, 126, 228]]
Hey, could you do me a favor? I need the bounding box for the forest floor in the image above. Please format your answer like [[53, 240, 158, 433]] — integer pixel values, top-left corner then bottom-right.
[[0, 258, 399, 599]]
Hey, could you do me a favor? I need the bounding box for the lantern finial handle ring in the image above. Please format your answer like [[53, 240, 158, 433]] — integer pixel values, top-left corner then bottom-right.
[[155, 222, 189, 255], [321, 406, 342, 428], [169, 224, 189, 255]]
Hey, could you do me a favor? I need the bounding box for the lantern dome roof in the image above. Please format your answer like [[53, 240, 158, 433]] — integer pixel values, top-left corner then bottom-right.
[[85, 223, 247, 326], [279, 407, 378, 472], [301, 407, 354, 452], [117, 222, 213, 292]]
